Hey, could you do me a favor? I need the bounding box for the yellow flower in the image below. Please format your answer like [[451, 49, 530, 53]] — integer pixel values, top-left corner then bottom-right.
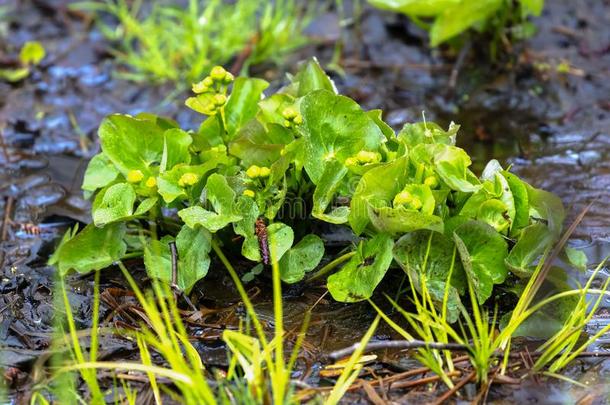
[[246, 165, 261, 178], [145, 177, 157, 188], [243, 189, 255, 198], [259, 167, 271, 177], [126, 169, 144, 183], [178, 172, 199, 187]]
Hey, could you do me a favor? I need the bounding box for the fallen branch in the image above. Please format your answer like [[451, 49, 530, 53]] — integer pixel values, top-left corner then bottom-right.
[[431, 370, 475, 405], [328, 340, 469, 361]]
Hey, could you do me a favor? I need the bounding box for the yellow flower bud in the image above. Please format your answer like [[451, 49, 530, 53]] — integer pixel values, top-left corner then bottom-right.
[[282, 107, 298, 120], [246, 165, 261, 178], [223, 72, 234, 83], [293, 114, 303, 125], [410, 198, 422, 210], [424, 176, 439, 189], [127, 169, 144, 183], [192, 80, 208, 94], [283, 119, 292, 128], [393, 191, 414, 207], [178, 172, 199, 187], [356, 150, 381, 164], [145, 177, 157, 188], [203, 77, 214, 87], [345, 157, 358, 166], [243, 189, 255, 198], [213, 93, 227, 106], [210, 66, 227, 81], [259, 167, 271, 177]]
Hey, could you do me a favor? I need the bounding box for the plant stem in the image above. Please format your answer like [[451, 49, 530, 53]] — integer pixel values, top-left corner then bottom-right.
[[270, 245, 286, 404], [307, 251, 356, 282]]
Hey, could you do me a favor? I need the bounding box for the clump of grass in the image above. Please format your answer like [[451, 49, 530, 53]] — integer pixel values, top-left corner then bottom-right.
[[371, 233, 610, 392], [73, 0, 316, 86], [32, 237, 372, 404]]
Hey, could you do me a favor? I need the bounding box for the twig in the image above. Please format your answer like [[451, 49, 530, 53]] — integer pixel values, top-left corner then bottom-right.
[[328, 340, 469, 361], [432, 370, 475, 405], [2, 197, 14, 241], [390, 370, 460, 390], [530, 202, 593, 304], [449, 40, 471, 89]]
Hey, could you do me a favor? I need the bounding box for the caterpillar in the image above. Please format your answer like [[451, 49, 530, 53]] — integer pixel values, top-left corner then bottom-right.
[[254, 217, 270, 265]]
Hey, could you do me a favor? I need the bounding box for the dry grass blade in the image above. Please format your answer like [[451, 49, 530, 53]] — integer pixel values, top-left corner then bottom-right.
[[531, 202, 593, 297]]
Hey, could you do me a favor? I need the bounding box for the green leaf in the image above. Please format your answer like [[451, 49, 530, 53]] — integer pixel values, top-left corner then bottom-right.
[[300, 90, 384, 184], [368, 0, 460, 17], [453, 220, 508, 303], [233, 196, 261, 261], [19, 41, 45, 65], [279, 234, 324, 283], [398, 121, 459, 147], [349, 156, 410, 235], [134, 196, 159, 216], [257, 94, 297, 126], [520, 0, 544, 16], [268, 222, 294, 262], [294, 58, 336, 96], [229, 120, 293, 167], [82, 153, 119, 193], [525, 183, 565, 236], [161, 128, 192, 172], [476, 199, 511, 233], [503, 268, 578, 338], [178, 174, 242, 232], [393, 230, 465, 322], [430, 0, 504, 46], [368, 204, 443, 235], [54, 223, 126, 276], [156, 162, 219, 204], [564, 246, 587, 272], [99, 114, 166, 175], [327, 233, 394, 302], [505, 222, 554, 278], [503, 171, 530, 234], [225, 77, 269, 137], [367, 109, 395, 141], [92, 183, 136, 226], [312, 160, 349, 224], [144, 225, 212, 292], [434, 145, 481, 193]]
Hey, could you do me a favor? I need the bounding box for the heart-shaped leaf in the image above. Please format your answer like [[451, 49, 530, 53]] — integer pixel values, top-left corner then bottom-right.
[[279, 234, 325, 283], [327, 234, 394, 302]]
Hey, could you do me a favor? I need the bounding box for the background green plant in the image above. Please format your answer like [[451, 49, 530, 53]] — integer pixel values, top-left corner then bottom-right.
[[368, 0, 544, 52], [73, 0, 316, 86]]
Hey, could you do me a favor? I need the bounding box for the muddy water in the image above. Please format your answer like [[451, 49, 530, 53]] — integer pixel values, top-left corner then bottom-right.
[[1, 0, 609, 402]]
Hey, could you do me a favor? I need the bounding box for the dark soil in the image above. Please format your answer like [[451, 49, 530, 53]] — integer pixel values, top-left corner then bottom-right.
[[1, 0, 609, 403]]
